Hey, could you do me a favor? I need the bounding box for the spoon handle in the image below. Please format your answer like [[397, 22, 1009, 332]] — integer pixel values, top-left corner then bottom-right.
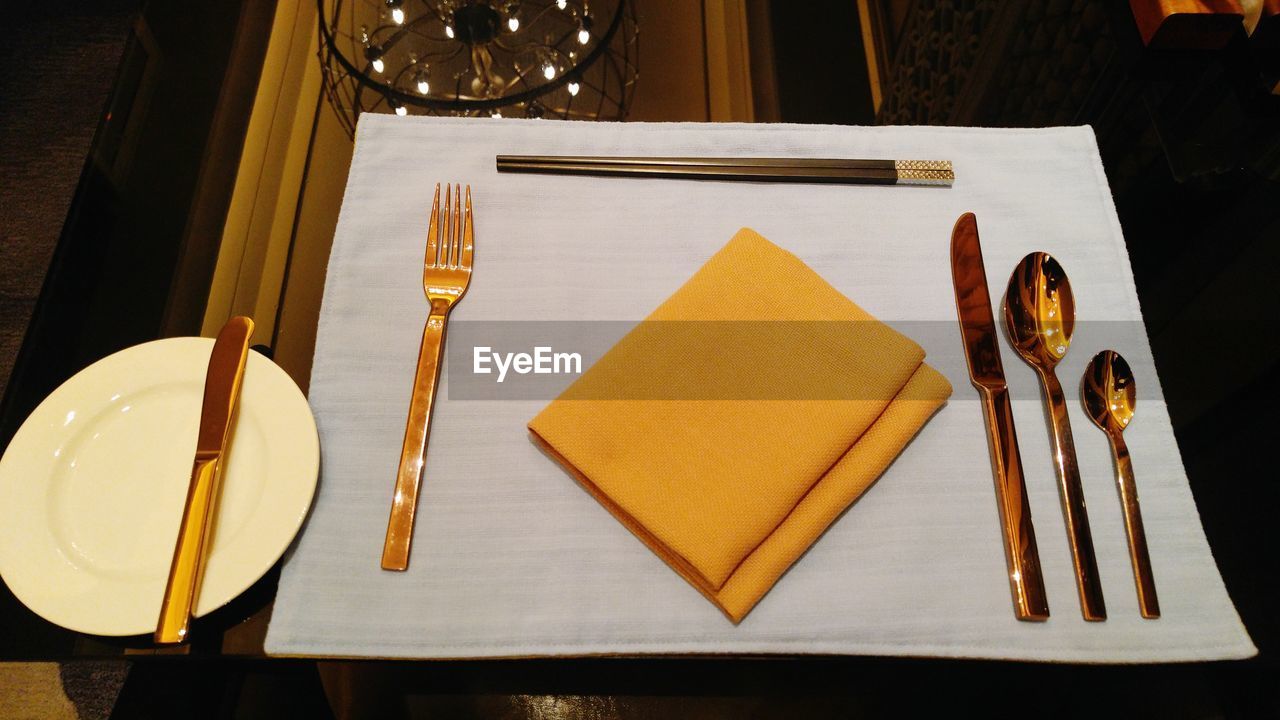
[[1109, 432, 1160, 618], [1038, 368, 1107, 621]]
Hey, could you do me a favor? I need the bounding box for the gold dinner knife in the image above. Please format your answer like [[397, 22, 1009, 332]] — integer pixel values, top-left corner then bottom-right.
[[155, 316, 254, 644], [950, 213, 1050, 621]]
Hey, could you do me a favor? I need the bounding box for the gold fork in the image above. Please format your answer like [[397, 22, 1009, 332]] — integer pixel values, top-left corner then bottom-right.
[[382, 183, 474, 571]]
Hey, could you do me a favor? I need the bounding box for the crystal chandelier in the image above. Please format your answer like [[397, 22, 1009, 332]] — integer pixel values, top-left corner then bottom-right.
[[318, 0, 638, 134]]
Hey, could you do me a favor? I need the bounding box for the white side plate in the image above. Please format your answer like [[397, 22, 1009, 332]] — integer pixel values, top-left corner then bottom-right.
[[0, 337, 319, 636]]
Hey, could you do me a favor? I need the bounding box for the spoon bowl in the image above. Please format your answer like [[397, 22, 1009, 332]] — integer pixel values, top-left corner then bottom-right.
[[1004, 252, 1075, 370], [1083, 350, 1136, 436]]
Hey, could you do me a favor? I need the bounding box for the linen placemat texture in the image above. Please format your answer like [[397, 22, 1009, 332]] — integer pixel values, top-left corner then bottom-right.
[[266, 116, 1254, 662]]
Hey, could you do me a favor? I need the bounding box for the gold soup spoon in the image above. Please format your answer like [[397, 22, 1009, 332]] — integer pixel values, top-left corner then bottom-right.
[[1004, 252, 1106, 621], [1083, 350, 1160, 618]]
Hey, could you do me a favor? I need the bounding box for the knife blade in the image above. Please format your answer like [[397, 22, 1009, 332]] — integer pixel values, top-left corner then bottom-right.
[[156, 316, 254, 644], [950, 213, 1049, 621]]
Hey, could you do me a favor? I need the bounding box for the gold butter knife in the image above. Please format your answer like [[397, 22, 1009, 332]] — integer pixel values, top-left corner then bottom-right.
[[155, 316, 254, 644]]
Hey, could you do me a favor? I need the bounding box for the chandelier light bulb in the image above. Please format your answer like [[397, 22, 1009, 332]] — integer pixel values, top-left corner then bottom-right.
[[445, 24, 455, 39], [395, 104, 408, 116], [567, 81, 580, 96], [543, 64, 556, 80], [391, 7, 405, 24], [371, 57, 385, 74], [507, 16, 520, 32], [417, 78, 430, 94], [578, 27, 590, 44], [557, 0, 567, 8]]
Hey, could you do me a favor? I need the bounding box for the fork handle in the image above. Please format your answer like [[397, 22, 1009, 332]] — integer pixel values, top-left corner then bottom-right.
[[382, 307, 450, 571]]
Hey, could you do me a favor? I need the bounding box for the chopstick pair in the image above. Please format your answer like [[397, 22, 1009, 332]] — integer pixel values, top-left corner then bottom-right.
[[496, 155, 954, 186]]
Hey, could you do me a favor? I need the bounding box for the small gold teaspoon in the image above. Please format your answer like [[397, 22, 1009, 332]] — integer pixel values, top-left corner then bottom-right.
[[1083, 350, 1160, 618], [1004, 252, 1106, 621]]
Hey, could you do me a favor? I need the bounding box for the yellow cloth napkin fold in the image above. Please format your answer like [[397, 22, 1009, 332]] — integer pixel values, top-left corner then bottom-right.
[[528, 228, 952, 622]]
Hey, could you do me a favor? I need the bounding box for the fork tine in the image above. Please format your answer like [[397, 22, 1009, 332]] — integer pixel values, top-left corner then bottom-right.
[[449, 183, 462, 267], [443, 183, 454, 268], [451, 182, 462, 267], [425, 183, 441, 269], [460, 185, 474, 270]]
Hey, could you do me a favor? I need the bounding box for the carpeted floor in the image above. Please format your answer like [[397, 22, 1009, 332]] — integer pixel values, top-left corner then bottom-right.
[[0, 2, 138, 717], [0, 1, 136, 400], [0, 663, 130, 720], [0, 664, 78, 720]]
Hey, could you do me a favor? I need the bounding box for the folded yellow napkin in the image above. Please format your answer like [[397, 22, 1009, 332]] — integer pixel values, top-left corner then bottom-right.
[[528, 228, 951, 622]]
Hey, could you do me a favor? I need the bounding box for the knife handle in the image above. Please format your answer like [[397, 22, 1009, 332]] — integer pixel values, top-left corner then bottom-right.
[[978, 385, 1050, 621], [382, 309, 449, 571], [156, 456, 222, 644]]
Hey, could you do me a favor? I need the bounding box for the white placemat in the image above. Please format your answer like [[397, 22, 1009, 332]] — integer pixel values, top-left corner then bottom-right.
[[265, 115, 1254, 662]]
